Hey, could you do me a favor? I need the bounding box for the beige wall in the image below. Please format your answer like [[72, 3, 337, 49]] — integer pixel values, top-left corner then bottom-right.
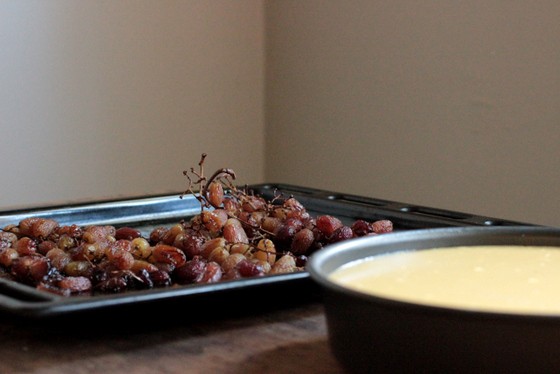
[[265, 1, 560, 226], [2, 1, 560, 227], [0, 1, 265, 208]]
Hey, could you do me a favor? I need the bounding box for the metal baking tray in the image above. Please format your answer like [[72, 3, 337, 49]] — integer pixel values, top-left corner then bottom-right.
[[0, 183, 532, 322]]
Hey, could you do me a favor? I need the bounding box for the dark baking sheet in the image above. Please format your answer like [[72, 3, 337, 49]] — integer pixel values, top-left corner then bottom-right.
[[0, 183, 531, 321]]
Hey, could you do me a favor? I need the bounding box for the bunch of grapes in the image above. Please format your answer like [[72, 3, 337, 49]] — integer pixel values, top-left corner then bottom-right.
[[0, 156, 393, 296]]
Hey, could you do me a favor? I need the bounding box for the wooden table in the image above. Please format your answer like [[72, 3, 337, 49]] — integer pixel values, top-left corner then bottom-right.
[[0, 301, 345, 374]]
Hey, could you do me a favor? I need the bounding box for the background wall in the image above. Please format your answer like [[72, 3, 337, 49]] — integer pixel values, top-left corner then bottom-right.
[[0, 1, 265, 208], [265, 1, 560, 226], [2, 1, 560, 227]]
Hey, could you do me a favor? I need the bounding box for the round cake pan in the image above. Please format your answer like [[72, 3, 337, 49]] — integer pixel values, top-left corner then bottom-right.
[[307, 226, 560, 373]]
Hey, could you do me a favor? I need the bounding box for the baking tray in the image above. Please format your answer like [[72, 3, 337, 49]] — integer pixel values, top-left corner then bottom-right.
[[0, 183, 531, 322]]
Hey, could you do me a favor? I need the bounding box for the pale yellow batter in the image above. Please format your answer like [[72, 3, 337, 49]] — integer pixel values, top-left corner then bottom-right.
[[329, 245, 560, 315]]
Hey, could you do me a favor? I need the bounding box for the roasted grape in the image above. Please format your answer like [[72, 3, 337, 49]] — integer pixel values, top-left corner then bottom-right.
[[0, 158, 394, 296]]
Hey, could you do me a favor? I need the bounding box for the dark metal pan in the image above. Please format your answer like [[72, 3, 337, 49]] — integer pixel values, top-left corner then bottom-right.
[[308, 226, 560, 373], [0, 184, 530, 322]]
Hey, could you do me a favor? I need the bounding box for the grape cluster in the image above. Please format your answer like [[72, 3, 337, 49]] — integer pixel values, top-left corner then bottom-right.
[[0, 175, 393, 296]]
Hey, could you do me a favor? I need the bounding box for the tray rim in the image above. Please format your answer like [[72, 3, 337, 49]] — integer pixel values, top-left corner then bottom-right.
[[0, 183, 535, 320]]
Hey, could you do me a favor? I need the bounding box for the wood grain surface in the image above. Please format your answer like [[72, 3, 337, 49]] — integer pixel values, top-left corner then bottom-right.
[[0, 302, 345, 374]]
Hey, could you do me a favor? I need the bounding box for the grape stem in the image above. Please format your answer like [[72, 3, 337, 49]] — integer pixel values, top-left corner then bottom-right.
[[202, 168, 237, 206], [181, 154, 237, 212]]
